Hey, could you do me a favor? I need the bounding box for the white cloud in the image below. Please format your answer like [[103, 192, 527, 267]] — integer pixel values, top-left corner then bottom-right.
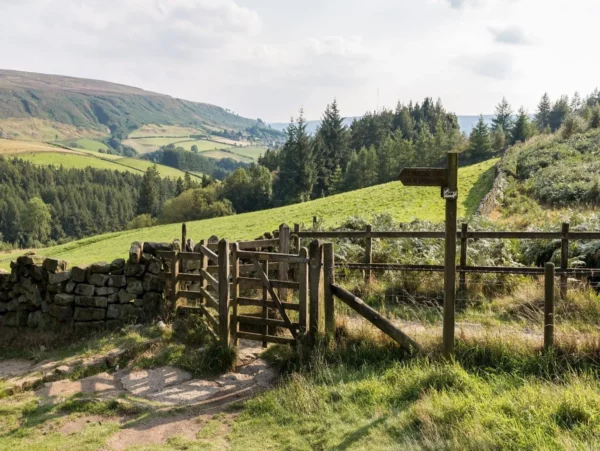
[[489, 25, 531, 45], [454, 52, 516, 80]]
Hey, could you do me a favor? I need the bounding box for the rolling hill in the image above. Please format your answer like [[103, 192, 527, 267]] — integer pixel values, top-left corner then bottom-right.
[[0, 158, 498, 268], [0, 68, 259, 140]]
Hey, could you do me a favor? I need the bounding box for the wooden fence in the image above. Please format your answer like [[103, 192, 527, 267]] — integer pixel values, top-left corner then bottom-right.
[[294, 222, 600, 299]]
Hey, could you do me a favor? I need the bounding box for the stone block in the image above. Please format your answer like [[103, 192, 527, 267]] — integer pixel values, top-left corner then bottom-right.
[[17, 254, 45, 266], [126, 278, 144, 295], [25, 287, 43, 307], [118, 289, 136, 304], [3, 311, 28, 327], [48, 270, 72, 285], [71, 265, 89, 283], [0, 302, 7, 313], [108, 275, 127, 288], [75, 284, 95, 296], [49, 304, 73, 322], [27, 310, 43, 328], [65, 280, 77, 294], [129, 242, 144, 264], [124, 262, 146, 278], [143, 242, 175, 254], [74, 307, 106, 322], [75, 296, 108, 308], [106, 319, 124, 331], [32, 265, 45, 282], [0, 292, 8, 302], [90, 261, 111, 274], [142, 291, 162, 307], [43, 258, 69, 273], [107, 293, 119, 304], [147, 258, 162, 275], [47, 283, 65, 294], [54, 293, 75, 305], [88, 273, 109, 287], [110, 258, 126, 273], [6, 299, 18, 312], [143, 273, 163, 292], [95, 286, 118, 296], [41, 300, 50, 313]]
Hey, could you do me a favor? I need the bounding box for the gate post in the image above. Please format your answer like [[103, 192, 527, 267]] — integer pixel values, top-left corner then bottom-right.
[[298, 247, 309, 334], [199, 239, 208, 311], [544, 262, 555, 350], [443, 152, 458, 359], [169, 251, 180, 319], [560, 223, 569, 300], [278, 223, 290, 299], [231, 243, 240, 346], [309, 240, 322, 343], [323, 242, 335, 336], [218, 239, 230, 347]]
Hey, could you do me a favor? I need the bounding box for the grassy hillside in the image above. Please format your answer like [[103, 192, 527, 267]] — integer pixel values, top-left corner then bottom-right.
[[0, 158, 497, 267], [0, 69, 258, 138], [128, 124, 204, 138]]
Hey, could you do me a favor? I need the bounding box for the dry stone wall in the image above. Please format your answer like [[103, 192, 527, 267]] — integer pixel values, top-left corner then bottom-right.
[[0, 241, 177, 333]]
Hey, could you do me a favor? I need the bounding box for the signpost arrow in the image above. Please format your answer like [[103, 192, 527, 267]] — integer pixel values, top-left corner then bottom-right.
[[398, 167, 447, 187]]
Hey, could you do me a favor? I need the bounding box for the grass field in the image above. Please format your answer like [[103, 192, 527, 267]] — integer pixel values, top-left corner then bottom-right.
[[201, 150, 252, 162], [13, 152, 138, 172], [229, 145, 267, 160], [0, 139, 77, 154], [128, 124, 204, 138], [0, 158, 497, 267], [60, 138, 109, 152], [0, 118, 105, 141], [122, 137, 191, 154], [176, 139, 233, 152]]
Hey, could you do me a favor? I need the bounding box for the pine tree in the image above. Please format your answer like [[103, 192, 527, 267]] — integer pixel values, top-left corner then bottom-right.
[[468, 115, 492, 159], [492, 97, 514, 134], [138, 165, 162, 217], [549, 96, 571, 131], [363, 146, 379, 187], [535, 93, 552, 132], [512, 107, 533, 144], [313, 100, 350, 197], [175, 177, 185, 196], [274, 110, 316, 205], [491, 125, 506, 151], [184, 172, 193, 190], [571, 91, 582, 112], [328, 165, 344, 195]]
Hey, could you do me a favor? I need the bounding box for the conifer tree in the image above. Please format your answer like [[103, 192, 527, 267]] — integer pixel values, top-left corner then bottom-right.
[[468, 115, 492, 159], [328, 165, 344, 195], [491, 125, 506, 151], [512, 107, 533, 144], [549, 96, 571, 131], [138, 165, 162, 217], [175, 177, 185, 196], [492, 97, 514, 134], [535, 93, 552, 132]]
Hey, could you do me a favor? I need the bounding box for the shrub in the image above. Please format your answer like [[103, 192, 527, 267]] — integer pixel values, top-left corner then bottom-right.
[[126, 213, 155, 230], [561, 115, 587, 139]]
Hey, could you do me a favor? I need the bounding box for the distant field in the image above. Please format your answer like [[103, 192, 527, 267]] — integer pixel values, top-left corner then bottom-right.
[[122, 137, 191, 154], [60, 138, 109, 152], [0, 118, 106, 141], [1, 158, 498, 267], [14, 151, 136, 172], [128, 124, 204, 138], [201, 150, 252, 162], [210, 136, 243, 146], [0, 139, 77, 154], [177, 139, 233, 152], [229, 145, 266, 160]]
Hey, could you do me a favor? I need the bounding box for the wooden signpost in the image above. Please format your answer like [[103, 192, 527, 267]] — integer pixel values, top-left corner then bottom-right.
[[399, 152, 458, 358]]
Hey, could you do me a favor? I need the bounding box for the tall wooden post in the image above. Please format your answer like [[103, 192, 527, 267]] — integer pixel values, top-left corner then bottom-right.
[[323, 242, 335, 336], [298, 247, 309, 334], [231, 243, 240, 346], [181, 223, 187, 251], [309, 240, 322, 343], [293, 224, 300, 253], [443, 152, 458, 359], [278, 223, 290, 299], [313, 216, 318, 228], [170, 251, 180, 319], [199, 239, 208, 311], [218, 239, 230, 347], [459, 223, 468, 292], [365, 225, 373, 284], [560, 222, 569, 300], [544, 262, 555, 350]]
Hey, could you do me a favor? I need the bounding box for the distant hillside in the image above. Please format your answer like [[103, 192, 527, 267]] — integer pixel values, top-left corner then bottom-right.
[[0, 69, 259, 139], [0, 158, 498, 267], [270, 115, 495, 135]]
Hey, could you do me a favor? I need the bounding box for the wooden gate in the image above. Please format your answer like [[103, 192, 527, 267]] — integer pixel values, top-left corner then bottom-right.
[[230, 245, 310, 346]]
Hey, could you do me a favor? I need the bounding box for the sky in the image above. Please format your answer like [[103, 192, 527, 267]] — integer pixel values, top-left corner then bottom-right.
[[1, 0, 599, 122]]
